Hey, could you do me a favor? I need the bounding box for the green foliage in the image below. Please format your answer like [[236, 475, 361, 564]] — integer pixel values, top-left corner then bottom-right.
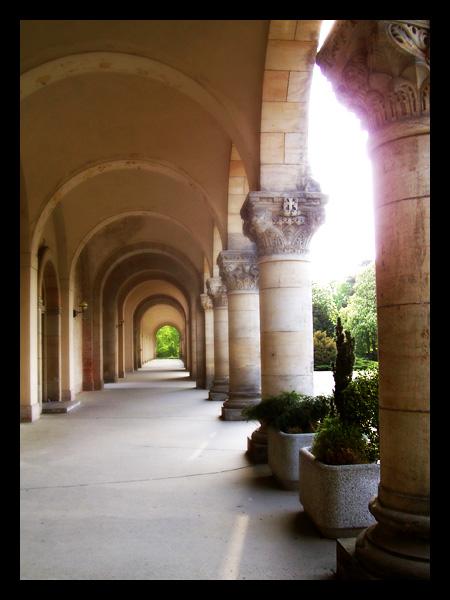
[[311, 318, 379, 465], [341, 263, 378, 359], [313, 330, 337, 369], [312, 283, 338, 337], [242, 392, 331, 434], [331, 277, 355, 311], [155, 325, 180, 358], [340, 368, 379, 462], [276, 395, 332, 434], [354, 357, 378, 371], [332, 317, 355, 416], [311, 416, 371, 465]]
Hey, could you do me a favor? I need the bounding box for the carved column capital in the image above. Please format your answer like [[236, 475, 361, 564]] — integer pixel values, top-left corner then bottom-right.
[[200, 292, 213, 311], [206, 277, 228, 308], [217, 251, 259, 291], [316, 20, 429, 133], [240, 182, 327, 258]]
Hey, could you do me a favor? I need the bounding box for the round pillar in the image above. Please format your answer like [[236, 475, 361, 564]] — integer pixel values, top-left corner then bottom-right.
[[241, 188, 327, 460], [218, 251, 261, 420], [200, 293, 215, 390], [317, 19, 430, 579], [206, 277, 229, 401]]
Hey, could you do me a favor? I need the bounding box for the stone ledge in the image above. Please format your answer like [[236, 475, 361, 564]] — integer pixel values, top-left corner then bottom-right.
[[41, 400, 81, 414]]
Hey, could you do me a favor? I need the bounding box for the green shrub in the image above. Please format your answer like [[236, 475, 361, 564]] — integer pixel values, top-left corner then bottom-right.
[[332, 317, 355, 417], [340, 368, 379, 462], [311, 319, 379, 465], [311, 416, 371, 465], [314, 330, 337, 368], [276, 395, 332, 434], [242, 392, 332, 434], [354, 357, 378, 371], [242, 391, 301, 426]]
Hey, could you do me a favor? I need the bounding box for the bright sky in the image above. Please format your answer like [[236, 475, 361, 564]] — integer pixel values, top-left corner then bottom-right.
[[308, 20, 375, 283]]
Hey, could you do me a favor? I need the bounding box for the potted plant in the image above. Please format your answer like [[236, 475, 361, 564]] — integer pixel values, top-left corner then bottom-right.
[[299, 318, 380, 538], [243, 392, 331, 490]]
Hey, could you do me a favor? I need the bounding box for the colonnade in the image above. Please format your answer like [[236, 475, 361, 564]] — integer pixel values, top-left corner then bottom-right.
[[20, 19, 429, 580]]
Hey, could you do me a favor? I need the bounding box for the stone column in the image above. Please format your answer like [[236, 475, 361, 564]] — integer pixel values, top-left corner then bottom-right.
[[60, 278, 75, 400], [241, 186, 326, 460], [206, 277, 229, 401], [217, 251, 261, 420], [200, 293, 215, 390], [317, 19, 430, 580]]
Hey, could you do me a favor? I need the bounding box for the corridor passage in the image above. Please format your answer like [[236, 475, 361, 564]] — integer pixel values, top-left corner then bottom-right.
[[20, 361, 335, 580]]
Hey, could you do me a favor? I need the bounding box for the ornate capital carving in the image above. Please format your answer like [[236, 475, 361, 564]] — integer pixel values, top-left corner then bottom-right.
[[217, 251, 259, 291], [206, 277, 228, 308], [316, 20, 429, 132], [200, 293, 213, 311], [240, 181, 327, 258]]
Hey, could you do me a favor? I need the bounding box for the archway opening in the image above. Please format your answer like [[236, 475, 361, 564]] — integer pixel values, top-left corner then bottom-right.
[[155, 325, 181, 359]]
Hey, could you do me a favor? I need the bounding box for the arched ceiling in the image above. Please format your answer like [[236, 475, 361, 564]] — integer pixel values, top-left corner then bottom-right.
[[20, 20, 270, 296]]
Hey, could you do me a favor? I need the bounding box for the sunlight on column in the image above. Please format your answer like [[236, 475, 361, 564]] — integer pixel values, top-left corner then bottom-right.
[[218, 514, 250, 580]]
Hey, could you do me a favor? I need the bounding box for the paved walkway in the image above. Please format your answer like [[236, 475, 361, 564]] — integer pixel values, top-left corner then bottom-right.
[[20, 361, 336, 580]]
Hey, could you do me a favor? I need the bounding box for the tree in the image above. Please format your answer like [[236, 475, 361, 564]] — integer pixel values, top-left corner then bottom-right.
[[341, 263, 378, 359], [312, 283, 338, 337], [331, 276, 355, 311], [155, 325, 180, 358], [313, 330, 337, 368], [332, 317, 355, 418]]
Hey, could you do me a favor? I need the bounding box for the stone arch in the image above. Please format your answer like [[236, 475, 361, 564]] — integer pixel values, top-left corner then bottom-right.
[[89, 245, 198, 387], [20, 51, 253, 186], [32, 158, 221, 267], [152, 322, 183, 362], [116, 271, 190, 378], [133, 295, 187, 370]]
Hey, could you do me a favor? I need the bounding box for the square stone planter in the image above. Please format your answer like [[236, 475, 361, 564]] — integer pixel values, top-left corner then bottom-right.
[[268, 427, 315, 490], [299, 447, 380, 538]]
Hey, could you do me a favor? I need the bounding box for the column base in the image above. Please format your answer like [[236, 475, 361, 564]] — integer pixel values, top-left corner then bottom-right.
[[246, 425, 268, 463], [221, 393, 261, 421], [41, 400, 81, 414], [61, 389, 75, 401], [208, 380, 229, 401], [354, 497, 430, 580], [209, 390, 228, 401], [20, 403, 41, 422]]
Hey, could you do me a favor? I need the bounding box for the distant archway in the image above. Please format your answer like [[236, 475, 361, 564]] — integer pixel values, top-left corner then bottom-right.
[[155, 325, 181, 359]]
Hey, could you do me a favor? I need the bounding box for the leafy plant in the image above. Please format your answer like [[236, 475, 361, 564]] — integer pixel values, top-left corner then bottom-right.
[[340, 368, 379, 461], [311, 416, 371, 465], [276, 395, 331, 434], [311, 319, 379, 465], [242, 392, 331, 434]]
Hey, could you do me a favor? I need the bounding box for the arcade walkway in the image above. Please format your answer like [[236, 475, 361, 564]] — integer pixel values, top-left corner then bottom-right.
[[20, 360, 335, 580]]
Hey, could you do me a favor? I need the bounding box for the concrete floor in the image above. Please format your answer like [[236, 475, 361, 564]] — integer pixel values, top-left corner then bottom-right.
[[20, 361, 336, 580]]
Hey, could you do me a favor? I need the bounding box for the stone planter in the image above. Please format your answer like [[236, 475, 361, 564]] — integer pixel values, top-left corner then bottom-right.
[[268, 427, 315, 490], [299, 447, 380, 538]]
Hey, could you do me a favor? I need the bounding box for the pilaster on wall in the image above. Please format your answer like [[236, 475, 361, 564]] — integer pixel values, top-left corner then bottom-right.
[[20, 254, 40, 421], [261, 20, 321, 191], [228, 145, 253, 252]]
